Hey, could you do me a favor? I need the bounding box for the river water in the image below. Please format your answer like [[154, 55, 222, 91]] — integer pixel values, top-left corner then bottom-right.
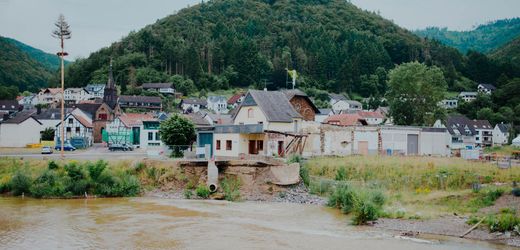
[[0, 197, 511, 250]]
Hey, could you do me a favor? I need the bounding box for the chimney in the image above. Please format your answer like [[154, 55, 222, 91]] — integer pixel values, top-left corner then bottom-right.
[[37, 106, 42, 115]]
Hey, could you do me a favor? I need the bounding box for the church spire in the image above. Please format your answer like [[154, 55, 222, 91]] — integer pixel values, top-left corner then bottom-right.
[[103, 58, 118, 109]]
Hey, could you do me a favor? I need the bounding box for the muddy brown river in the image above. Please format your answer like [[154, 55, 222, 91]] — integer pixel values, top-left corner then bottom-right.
[[0, 197, 512, 249]]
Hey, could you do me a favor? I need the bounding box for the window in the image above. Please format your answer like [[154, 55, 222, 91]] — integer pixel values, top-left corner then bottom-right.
[[75, 127, 80, 133], [155, 132, 160, 141], [68, 118, 73, 124], [66, 127, 71, 132], [98, 114, 108, 120], [226, 140, 232, 150], [148, 132, 153, 141], [216, 140, 221, 150], [248, 108, 254, 118], [257, 140, 263, 151]]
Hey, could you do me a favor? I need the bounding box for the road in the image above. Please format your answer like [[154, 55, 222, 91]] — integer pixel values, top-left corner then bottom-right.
[[0, 144, 156, 161]]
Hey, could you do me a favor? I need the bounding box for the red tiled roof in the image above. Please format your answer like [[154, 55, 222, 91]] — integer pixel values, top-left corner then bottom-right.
[[227, 93, 244, 104], [119, 113, 155, 127], [357, 111, 384, 119], [324, 114, 367, 126]]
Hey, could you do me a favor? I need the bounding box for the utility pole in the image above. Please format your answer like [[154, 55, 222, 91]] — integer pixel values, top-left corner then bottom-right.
[[52, 14, 71, 159]]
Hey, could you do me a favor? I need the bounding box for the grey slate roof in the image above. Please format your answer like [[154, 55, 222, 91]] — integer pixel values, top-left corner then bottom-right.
[[318, 108, 333, 115], [33, 108, 73, 120], [329, 93, 348, 102], [207, 96, 227, 103], [142, 83, 173, 89], [119, 95, 162, 104], [214, 124, 263, 134], [497, 123, 511, 133], [0, 100, 20, 111], [1, 110, 41, 125], [69, 103, 102, 117], [479, 83, 496, 91], [241, 90, 302, 122], [446, 115, 476, 136], [181, 98, 207, 106]]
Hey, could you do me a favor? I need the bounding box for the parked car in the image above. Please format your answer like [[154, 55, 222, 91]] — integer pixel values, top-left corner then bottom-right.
[[41, 146, 53, 154], [109, 143, 133, 151], [54, 143, 76, 151]]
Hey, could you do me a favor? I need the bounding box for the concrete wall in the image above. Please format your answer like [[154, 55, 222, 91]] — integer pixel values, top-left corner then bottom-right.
[[0, 119, 41, 147]]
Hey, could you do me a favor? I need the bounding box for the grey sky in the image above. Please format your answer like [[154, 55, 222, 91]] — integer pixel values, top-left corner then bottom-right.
[[0, 0, 519, 59]]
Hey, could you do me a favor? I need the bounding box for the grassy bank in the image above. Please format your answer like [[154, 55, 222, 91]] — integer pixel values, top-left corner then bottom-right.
[[302, 156, 520, 223]]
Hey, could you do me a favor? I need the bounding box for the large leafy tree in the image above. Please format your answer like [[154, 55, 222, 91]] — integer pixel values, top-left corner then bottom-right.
[[159, 114, 196, 157], [387, 62, 447, 126]]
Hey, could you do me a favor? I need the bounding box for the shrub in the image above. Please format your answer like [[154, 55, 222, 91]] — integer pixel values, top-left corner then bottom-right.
[[117, 175, 141, 197], [184, 189, 193, 199], [327, 184, 357, 214], [310, 179, 333, 195], [335, 166, 347, 181], [352, 199, 380, 225], [221, 177, 241, 201], [370, 190, 386, 207], [287, 154, 303, 164], [88, 160, 107, 182], [196, 184, 210, 199], [10, 171, 32, 195], [485, 213, 520, 232], [299, 164, 310, 187], [512, 187, 520, 197], [47, 160, 59, 170]]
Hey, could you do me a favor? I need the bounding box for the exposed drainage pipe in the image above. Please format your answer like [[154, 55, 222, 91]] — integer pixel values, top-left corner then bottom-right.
[[207, 160, 218, 193]]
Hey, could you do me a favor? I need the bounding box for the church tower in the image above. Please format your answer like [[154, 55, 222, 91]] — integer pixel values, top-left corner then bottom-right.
[[103, 59, 118, 109]]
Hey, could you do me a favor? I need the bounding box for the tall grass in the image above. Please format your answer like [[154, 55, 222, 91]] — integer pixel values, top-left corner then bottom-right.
[[0, 159, 141, 198], [327, 183, 386, 225], [306, 156, 520, 191]]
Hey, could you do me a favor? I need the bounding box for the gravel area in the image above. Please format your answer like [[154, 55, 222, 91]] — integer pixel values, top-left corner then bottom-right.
[[271, 182, 327, 206], [375, 216, 520, 248]]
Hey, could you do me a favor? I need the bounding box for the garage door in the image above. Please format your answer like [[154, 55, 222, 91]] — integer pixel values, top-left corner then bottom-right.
[[407, 134, 419, 155]]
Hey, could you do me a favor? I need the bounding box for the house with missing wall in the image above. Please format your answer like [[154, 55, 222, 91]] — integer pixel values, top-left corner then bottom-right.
[[213, 90, 303, 158], [282, 89, 320, 121]]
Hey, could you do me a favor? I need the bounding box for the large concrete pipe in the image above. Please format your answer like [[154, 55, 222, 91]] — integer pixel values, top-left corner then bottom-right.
[[207, 160, 218, 193]]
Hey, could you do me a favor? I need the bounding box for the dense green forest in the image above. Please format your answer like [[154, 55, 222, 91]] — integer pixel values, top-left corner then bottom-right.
[[491, 36, 520, 73], [66, 0, 520, 98], [3, 37, 68, 71], [0, 36, 54, 94], [414, 18, 520, 54]]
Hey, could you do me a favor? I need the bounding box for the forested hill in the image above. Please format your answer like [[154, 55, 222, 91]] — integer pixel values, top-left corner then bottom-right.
[[0, 36, 53, 93], [3, 37, 69, 71], [491, 36, 520, 72], [414, 18, 520, 54], [66, 0, 477, 96]]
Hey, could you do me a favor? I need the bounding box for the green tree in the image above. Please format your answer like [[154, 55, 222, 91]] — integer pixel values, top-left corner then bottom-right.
[[41, 127, 55, 141], [387, 62, 447, 125], [159, 114, 196, 157]]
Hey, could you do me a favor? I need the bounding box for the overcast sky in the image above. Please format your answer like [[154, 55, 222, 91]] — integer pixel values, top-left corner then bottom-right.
[[0, 0, 519, 59]]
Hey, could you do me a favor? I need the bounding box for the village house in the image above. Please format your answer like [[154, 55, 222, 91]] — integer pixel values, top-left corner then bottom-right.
[[18, 94, 38, 110], [55, 109, 94, 148], [33, 107, 74, 131], [180, 98, 207, 113], [478, 83, 496, 95], [64, 88, 91, 104], [375, 106, 392, 125], [282, 89, 320, 121], [207, 96, 229, 114], [440, 99, 458, 109], [0, 100, 21, 115], [0, 110, 42, 147], [493, 123, 511, 146], [84, 84, 105, 99], [357, 111, 384, 125], [329, 93, 350, 113], [300, 124, 450, 157], [473, 119, 493, 148], [434, 115, 493, 150], [213, 90, 303, 158], [105, 113, 160, 149], [118, 95, 162, 111], [324, 113, 368, 127], [142, 83, 175, 95], [37, 88, 62, 105], [459, 92, 478, 102], [315, 108, 335, 123], [227, 93, 245, 109], [200, 111, 233, 125]]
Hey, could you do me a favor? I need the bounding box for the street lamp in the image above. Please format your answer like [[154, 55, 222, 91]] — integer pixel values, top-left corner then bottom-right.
[[52, 14, 71, 159]]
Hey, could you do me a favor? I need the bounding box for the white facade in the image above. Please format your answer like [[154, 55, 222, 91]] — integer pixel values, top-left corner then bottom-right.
[[475, 127, 493, 147], [207, 96, 229, 114], [140, 122, 163, 148], [85, 84, 105, 99], [0, 118, 42, 147], [55, 112, 93, 147], [38, 88, 62, 105], [459, 92, 478, 102], [234, 106, 301, 133], [64, 88, 92, 103], [18, 95, 38, 109], [440, 99, 458, 109], [493, 125, 510, 146]]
